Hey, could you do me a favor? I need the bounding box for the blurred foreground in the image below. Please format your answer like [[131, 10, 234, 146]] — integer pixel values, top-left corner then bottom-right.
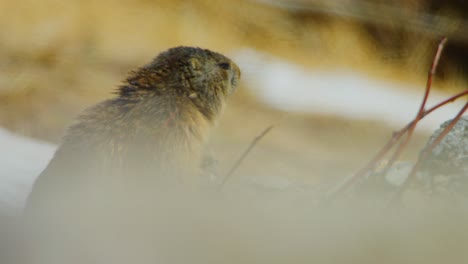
[[3, 187, 468, 264]]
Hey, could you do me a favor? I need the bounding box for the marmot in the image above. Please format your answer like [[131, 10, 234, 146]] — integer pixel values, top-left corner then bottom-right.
[[25, 46, 241, 215]]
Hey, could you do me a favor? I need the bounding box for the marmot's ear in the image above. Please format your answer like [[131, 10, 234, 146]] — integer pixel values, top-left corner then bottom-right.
[[189, 58, 201, 70]]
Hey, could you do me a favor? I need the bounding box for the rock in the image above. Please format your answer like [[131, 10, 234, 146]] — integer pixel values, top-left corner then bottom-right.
[[421, 115, 468, 195], [424, 115, 468, 175]]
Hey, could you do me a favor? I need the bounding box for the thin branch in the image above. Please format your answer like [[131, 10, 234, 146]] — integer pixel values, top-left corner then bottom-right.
[[379, 37, 447, 177], [391, 101, 468, 202], [324, 129, 404, 201], [424, 90, 468, 116], [325, 90, 467, 201], [221, 125, 273, 187], [324, 37, 449, 201], [394, 90, 468, 135]]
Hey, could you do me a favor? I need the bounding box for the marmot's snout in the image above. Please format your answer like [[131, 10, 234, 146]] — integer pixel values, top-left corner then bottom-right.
[[230, 62, 241, 89]]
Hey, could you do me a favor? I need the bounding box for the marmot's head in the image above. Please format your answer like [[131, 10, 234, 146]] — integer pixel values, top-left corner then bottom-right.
[[120, 46, 241, 121]]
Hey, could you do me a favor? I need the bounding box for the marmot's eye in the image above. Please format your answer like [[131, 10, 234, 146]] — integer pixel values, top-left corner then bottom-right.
[[218, 62, 230, 70]]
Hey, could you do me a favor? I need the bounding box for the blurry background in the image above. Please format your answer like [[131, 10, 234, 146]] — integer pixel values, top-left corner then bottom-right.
[[2, 2, 468, 263], [0, 0, 467, 196]]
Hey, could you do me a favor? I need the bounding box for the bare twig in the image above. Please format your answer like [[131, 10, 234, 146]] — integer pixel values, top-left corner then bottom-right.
[[221, 126, 273, 187], [379, 37, 447, 177], [325, 90, 468, 202], [390, 90, 468, 136], [391, 101, 468, 202], [423, 90, 468, 116], [325, 37, 453, 201]]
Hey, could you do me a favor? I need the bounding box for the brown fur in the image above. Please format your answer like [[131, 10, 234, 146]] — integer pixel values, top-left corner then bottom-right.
[[25, 46, 240, 214]]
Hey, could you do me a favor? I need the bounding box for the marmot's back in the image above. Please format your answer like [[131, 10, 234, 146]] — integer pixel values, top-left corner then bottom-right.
[[25, 46, 241, 215]]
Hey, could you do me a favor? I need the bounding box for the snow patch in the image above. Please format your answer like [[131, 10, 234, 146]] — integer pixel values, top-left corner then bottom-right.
[[235, 49, 465, 131], [0, 128, 56, 213]]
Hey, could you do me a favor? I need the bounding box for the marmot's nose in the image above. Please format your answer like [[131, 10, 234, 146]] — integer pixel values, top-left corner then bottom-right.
[[230, 62, 241, 88], [231, 62, 241, 81]]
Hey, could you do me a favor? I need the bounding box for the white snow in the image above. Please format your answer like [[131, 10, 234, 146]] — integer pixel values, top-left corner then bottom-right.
[[235, 49, 465, 131], [0, 128, 56, 213]]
